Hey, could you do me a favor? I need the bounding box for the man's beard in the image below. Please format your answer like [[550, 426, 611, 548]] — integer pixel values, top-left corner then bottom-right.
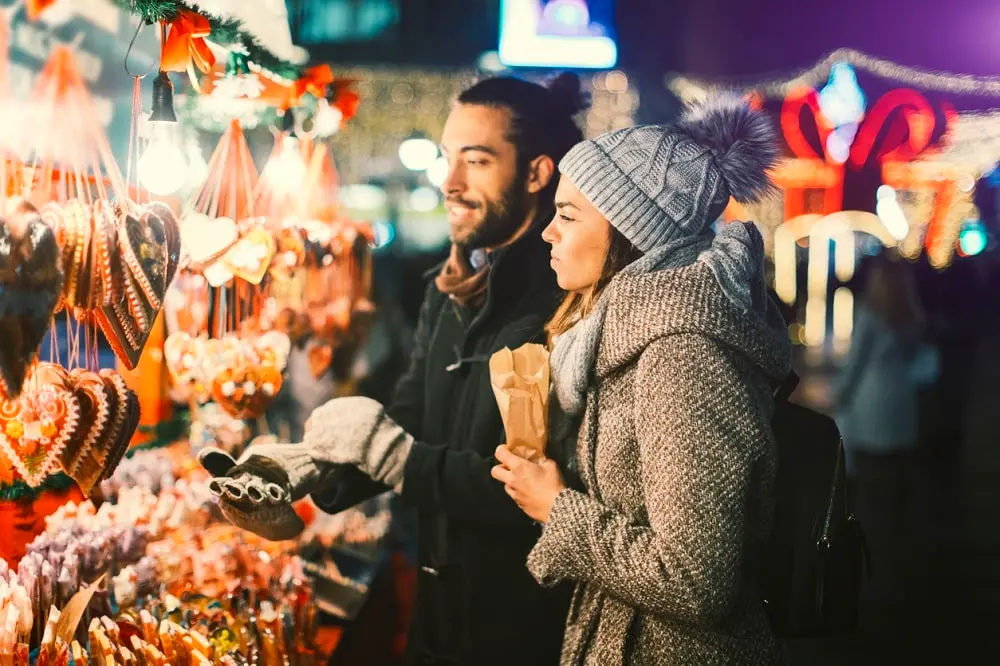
[[451, 177, 531, 250]]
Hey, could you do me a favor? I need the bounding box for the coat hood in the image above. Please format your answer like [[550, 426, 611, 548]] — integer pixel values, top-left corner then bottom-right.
[[597, 260, 792, 384]]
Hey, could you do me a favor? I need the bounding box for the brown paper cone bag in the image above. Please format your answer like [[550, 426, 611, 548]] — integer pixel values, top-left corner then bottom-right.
[[489, 343, 550, 458]]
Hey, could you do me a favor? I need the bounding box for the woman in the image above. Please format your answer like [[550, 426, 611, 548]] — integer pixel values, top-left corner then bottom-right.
[[834, 253, 937, 546], [490, 97, 793, 664]]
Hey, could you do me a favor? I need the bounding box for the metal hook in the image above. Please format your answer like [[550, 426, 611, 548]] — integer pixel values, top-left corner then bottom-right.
[[124, 21, 157, 79], [293, 107, 314, 140]]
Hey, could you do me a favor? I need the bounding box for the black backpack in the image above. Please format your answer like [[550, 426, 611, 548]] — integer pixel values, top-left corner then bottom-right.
[[759, 372, 868, 638]]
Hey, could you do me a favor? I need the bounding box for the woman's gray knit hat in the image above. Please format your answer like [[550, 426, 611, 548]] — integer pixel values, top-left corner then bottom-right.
[[558, 95, 778, 252]]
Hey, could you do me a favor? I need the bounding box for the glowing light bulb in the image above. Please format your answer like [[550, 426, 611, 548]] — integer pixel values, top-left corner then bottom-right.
[[876, 192, 909, 241], [959, 219, 987, 256], [825, 132, 851, 165], [427, 156, 449, 188], [876, 185, 897, 201], [398, 136, 438, 171], [818, 62, 866, 127], [263, 135, 307, 194], [138, 121, 188, 196]]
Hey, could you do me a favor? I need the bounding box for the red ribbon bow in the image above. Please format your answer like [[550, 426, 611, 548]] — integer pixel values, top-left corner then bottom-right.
[[292, 65, 335, 105], [161, 10, 216, 75], [25, 0, 57, 21], [329, 78, 361, 122]]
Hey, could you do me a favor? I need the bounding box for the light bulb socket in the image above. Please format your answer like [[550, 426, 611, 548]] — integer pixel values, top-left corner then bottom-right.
[[279, 110, 295, 133], [150, 71, 178, 124]]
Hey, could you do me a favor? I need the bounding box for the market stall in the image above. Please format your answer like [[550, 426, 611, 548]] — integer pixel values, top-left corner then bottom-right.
[[0, 2, 386, 663]]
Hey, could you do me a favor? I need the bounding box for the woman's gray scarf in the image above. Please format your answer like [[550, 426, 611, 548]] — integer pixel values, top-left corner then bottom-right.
[[547, 222, 768, 480]]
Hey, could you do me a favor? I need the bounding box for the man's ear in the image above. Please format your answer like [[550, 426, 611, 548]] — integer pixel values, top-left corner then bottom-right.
[[526, 154, 555, 194]]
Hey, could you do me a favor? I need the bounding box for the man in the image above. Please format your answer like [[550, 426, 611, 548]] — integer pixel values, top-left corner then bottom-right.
[[202, 74, 590, 665]]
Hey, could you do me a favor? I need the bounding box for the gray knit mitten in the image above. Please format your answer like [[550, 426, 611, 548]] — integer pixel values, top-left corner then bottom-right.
[[302, 396, 414, 492], [198, 442, 342, 541]]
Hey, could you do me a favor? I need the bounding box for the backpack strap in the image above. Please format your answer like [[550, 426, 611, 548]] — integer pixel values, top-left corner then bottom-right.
[[774, 371, 800, 404]]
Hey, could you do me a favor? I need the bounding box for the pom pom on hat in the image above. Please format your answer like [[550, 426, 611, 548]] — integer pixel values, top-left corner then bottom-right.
[[676, 94, 779, 203], [558, 92, 780, 253]]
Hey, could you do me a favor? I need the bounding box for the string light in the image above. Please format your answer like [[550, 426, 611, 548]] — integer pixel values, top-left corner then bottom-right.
[[834, 230, 855, 282], [672, 50, 1000, 270], [666, 48, 1000, 102], [306, 67, 635, 185], [427, 156, 449, 188], [832, 287, 854, 356], [958, 217, 987, 256]]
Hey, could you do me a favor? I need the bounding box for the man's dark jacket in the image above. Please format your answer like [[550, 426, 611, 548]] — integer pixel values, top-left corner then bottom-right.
[[316, 224, 572, 665]]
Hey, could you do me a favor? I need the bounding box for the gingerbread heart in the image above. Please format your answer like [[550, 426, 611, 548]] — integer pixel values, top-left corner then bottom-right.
[[203, 261, 235, 288], [255, 331, 291, 370], [212, 364, 282, 419], [223, 225, 276, 285], [142, 201, 182, 289], [63, 369, 111, 492], [120, 212, 168, 309], [56, 201, 91, 311], [308, 343, 333, 378], [102, 381, 139, 481], [96, 204, 180, 370], [40, 202, 74, 312], [164, 332, 205, 388], [0, 199, 63, 398], [89, 201, 117, 310], [181, 213, 238, 267], [0, 380, 80, 487], [270, 227, 306, 281], [65, 369, 129, 494]]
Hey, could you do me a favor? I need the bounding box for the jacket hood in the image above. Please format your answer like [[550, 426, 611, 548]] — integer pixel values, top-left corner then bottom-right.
[[597, 260, 792, 384]]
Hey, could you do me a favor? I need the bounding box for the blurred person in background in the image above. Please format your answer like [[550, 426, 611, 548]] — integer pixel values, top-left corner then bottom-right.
[[834, 252, 938, 592], [203, 73, 590, 666]]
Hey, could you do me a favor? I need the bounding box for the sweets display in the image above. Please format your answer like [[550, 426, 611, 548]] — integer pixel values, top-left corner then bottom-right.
[[0, 442, 388, 665], [0, 8, 381, 663]]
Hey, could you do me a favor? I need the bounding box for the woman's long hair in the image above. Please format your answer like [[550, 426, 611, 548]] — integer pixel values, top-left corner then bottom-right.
[[545, 226, 641, 346]]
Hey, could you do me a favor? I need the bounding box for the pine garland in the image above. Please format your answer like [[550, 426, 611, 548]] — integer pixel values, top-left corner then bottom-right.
[[112, 0, 177, 21], [110, 0, 302, 81], [0, 472, 76, 502]]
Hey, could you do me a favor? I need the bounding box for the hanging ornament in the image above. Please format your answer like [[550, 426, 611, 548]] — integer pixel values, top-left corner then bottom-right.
[[0, 199, 62, 399], [0, 371, 80, 488], [95, 202, 182, 370], [138, 72, 189, 197]]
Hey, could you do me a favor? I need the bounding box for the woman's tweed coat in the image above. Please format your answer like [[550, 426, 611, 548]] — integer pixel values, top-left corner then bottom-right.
[[527, 260, 792, 665]]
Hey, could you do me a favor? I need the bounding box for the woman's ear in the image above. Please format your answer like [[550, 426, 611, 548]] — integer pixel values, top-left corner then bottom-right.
[[526, 154, 556, 194]]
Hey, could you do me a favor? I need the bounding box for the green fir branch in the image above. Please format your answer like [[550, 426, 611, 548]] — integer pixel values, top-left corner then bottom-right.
[[0, 411, 192, 502], [109, 0, 302, 80], [0, 472, 75, 502]]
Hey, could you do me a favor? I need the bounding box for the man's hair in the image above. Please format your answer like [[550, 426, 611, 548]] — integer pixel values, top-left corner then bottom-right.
[[457, 73, 590, 202]]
